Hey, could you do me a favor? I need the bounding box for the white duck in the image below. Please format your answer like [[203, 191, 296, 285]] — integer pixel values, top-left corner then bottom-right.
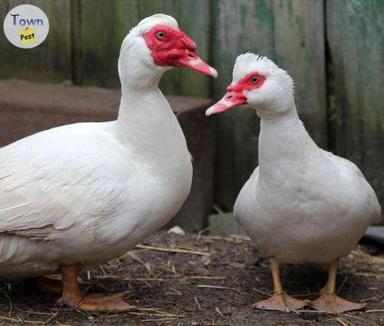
[[206, 53, 380, 314], [0, 14, 217, 312]]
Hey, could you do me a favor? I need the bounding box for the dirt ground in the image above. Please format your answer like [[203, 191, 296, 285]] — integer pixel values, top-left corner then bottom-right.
[[0, 232, 383, 325]]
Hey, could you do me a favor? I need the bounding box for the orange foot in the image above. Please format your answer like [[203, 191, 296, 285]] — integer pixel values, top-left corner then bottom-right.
[[253, 292, 308, 312], [58, 291, 137, 312], [311, 293, 366, 314]]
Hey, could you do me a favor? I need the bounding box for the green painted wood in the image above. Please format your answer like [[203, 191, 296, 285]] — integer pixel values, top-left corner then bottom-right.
[[273, 0, 327, 147], [212, 0, 327, 210], [72, 0, 140, 87], [327, 0, 384, 217], [0, 0, 71, 82], [211, 0, 275, 210]]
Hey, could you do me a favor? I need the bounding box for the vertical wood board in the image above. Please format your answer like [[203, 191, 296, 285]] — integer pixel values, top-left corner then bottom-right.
[[327, 0, 384, 215]]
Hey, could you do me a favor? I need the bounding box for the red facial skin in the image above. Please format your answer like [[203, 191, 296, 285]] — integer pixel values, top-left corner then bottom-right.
[[206, 72, 266, 116], [142, 25, 217, 77]]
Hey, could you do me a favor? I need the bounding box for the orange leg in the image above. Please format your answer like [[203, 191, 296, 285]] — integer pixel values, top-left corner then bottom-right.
[[311, 260, 366, 314], [253, 257, 308, 312], [58, 265, 136, 312]]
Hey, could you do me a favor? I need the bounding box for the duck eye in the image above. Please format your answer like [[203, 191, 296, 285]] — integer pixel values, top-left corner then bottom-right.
[[155, 31, 166, 40], [251, 76, 259, 84]]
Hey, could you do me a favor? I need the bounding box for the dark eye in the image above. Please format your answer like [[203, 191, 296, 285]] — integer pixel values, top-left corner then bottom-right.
[[155, 31, 166, 40], [251, 76, 259, 84]]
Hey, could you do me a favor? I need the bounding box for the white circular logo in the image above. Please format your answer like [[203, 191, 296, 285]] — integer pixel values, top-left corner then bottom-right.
[[3, 4, 49, 49]]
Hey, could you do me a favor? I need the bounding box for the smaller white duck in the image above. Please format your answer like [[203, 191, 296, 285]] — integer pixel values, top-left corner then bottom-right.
[[206, 53, 381, 314]]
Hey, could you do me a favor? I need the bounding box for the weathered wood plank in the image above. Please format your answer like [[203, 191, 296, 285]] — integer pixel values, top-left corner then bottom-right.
[[273, 0, 327, 147], [72, 0, 140, 87], [211, 0, 275, 210], [0, 0, 71, 82], [327, 0, 384, 217]]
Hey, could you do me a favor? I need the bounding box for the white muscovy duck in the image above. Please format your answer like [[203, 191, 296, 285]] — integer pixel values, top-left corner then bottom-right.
[[0, 14, 217, 312], [206, 53, 380, 314]]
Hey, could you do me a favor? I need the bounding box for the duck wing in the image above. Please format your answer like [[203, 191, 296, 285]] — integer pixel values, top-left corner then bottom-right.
[[0, 122, 135, 242], [323, 150, 381, 224]]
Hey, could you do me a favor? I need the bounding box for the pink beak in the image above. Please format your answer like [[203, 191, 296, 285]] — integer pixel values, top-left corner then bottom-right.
[[205, 90, 247, 116], [177, 51, 218, 78]]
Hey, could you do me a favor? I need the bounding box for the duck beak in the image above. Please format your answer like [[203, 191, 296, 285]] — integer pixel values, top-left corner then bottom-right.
[[205, 91, 247, 116], [177, 52, 218, 78]]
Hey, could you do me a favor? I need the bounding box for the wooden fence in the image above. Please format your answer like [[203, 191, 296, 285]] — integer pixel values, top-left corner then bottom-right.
[[0, 0, 383, 215]]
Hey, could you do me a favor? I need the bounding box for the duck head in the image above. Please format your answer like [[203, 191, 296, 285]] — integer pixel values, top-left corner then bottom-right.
[[119, 14, 217, 87], [206, 53, 294, 118]]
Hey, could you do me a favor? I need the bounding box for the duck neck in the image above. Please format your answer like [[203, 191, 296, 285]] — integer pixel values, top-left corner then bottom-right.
[[258, 104, 318, 176], [115, 73, 188, 162]]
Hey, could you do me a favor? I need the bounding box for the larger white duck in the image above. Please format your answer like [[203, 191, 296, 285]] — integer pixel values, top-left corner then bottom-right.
[[0, 14, 217, 311], [206, 53, 380, 314]]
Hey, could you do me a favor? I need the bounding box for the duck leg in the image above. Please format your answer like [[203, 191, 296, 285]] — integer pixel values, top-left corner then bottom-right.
[[253, 257, 308, 312], [311, 260, 366, 314], [58, 265, 136, 312]]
